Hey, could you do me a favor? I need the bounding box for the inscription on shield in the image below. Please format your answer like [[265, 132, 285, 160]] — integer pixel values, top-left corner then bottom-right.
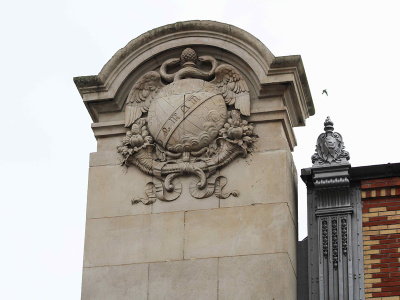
[[147, 81, 227, 152]]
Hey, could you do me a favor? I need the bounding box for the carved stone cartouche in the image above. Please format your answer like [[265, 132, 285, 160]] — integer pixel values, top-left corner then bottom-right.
[[311, 116, 350, 166], [117, 48, 257, 204]]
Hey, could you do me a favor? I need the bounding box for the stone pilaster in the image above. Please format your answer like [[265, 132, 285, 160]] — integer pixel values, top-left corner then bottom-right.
[[302, 117, 365, 300]]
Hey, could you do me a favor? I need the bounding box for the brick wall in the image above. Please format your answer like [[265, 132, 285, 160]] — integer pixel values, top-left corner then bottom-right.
[[362, 177, 400, 299]]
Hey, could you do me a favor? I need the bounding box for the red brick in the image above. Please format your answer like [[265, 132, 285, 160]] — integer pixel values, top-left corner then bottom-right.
[[374, 282, 392, 287], [374, 281, 400, 287], [370, 216, 389, 222], [381, 268, 398, 272], [382, 286, 400, 292], [371, 183, 389, 188], [382, 277, 400, 282], [373, 273, 391, 278], [363, 203, 382, 209], [371, 254, 389, 259], [387, 206, 400, 211], [363, 179, 383, 184], [363, 221, 379, 227], [390, 263, 400, 267], [372, 244, 388, 250], [372, 292, 391, 297], [381, 249, 398, 254], [382, 258, 399, 263], [392, 272, 400, 277], [388, 243, 400, 248], [380, 239, 398, 245], [364, 199, 388, 204], [384, 201, 400, 206], [379, 220, 400, 226], [371, 235, 389, 240], [362, 184, 371, 189], [372, 263, 389, 269], [389, 253, 400, 258], [389, 234, 400, 239]]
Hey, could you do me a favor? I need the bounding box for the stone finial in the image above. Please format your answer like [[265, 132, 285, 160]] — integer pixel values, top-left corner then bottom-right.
[[311, 116, 350, 165], [181, 48, 197, 67]]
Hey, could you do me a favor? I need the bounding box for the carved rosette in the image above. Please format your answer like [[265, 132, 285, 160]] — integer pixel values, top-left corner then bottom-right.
[[117, 48, 257, 204], [311, 117, 350, 165]]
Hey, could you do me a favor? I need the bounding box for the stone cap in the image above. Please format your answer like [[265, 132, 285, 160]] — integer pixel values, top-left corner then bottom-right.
[[311, 117, 350, 167], [74, 20, 314, 124]]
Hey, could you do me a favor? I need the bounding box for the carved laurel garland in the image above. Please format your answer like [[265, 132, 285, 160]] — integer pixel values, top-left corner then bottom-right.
[[117, 48, 257, 204]]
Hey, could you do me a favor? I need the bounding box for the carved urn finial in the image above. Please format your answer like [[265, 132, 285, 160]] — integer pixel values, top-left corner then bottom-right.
[[324, 116, 334, 133], [311, 116, 350, 165], [181, 48, 197, 68]]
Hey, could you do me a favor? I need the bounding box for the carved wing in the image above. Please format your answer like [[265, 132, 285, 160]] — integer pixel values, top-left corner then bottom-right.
[[211, 64, 250, 116], [125, 71, 165, 127]]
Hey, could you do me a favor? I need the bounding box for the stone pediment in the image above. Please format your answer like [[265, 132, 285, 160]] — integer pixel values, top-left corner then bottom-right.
[[74, 20, 314, 127]]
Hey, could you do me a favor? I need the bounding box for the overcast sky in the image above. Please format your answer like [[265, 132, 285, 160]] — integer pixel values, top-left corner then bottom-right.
[[1, 0, 399, 298]]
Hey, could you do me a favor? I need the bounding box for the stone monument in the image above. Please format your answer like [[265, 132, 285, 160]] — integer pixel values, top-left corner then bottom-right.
[[75, 21, 314, 299]]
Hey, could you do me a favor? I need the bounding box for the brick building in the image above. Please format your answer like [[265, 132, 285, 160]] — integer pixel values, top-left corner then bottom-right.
[[299, 117, 400, 300], [362, 175, 400, 298]]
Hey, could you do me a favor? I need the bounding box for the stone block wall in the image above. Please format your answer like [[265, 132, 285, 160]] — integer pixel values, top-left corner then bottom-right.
[[82, 147, 299, 299], [362, 177, 400, 299]]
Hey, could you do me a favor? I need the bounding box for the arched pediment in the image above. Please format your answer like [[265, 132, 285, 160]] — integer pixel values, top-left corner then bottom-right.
[[74, 21, 314, 125]]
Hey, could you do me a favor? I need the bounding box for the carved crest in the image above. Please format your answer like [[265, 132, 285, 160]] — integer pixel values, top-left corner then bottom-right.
[[311, 116, 350, 165], [117, 48, 257, 204]]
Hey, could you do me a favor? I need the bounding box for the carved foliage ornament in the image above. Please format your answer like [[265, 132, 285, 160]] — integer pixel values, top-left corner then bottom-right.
[[117, 48, 257, 204], [311, 117, 350, 165]]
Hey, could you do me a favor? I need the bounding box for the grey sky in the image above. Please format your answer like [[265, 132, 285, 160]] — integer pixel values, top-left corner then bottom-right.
[[1, 0, 399, 298]]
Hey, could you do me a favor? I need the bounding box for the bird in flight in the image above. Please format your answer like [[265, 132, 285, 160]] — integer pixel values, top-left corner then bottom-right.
[[322, 89, 328, 96]]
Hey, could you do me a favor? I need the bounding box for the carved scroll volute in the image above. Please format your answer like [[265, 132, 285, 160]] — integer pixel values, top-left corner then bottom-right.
[[117, 48, 258, 204]]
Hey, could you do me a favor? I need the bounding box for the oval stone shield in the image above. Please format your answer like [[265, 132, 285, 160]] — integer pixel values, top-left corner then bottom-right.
[[147, 79, 227, 152]]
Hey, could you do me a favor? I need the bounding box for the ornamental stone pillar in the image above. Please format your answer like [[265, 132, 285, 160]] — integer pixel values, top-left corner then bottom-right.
[[301, 117, 365, 299], [75, 21, 314, 299]]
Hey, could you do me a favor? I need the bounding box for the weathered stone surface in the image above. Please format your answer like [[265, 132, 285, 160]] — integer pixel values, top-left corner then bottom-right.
[[86, 165, 152, 219], [219, 150, 297, 223], [218, 253, 296, 300], [89, 151, 122, 167], [253, 121, 290, 151], [84, 212, 184, 267], [184, 203, 296, 267], [97, 136, 125, 152], [81, 264, 148, 300], [149, 258, 218, 300]]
